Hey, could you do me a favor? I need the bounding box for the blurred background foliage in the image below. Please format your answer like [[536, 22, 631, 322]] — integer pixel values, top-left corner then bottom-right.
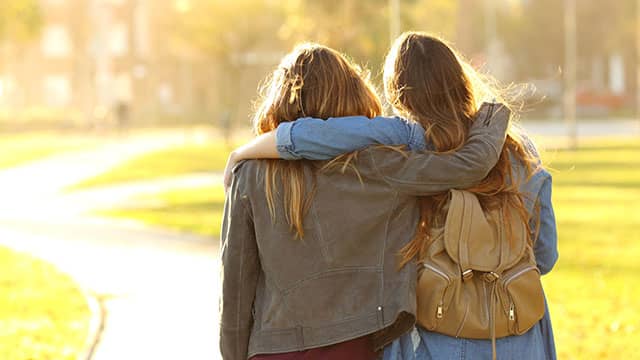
[[0, 0, 42, 43], [1, 0, 639, 132]]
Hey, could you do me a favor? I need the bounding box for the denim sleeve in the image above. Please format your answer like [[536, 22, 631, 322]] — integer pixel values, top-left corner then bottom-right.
[[519, 127, 541, 160], [275, 116, 427, 160], [531, 173, 559, 275]]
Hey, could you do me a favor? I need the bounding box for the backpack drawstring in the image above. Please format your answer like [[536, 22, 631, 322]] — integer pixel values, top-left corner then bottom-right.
[[483, 271, 501, 360], [490, 283, 498, 360]]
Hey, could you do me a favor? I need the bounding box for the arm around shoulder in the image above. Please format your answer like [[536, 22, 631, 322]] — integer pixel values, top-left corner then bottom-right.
[[367, 103, 510, 196], [223, 131, 278, 190], [275, 115, 424, 160]]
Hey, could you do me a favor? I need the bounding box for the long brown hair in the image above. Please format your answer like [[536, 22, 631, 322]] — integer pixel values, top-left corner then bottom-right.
[[253, 43, 382, 238], [383, 32, 540, 268]]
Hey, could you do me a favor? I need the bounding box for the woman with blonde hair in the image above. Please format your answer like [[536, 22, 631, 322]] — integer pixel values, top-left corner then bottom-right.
[[224, 33, 558, 360], [220, 41, 511, 360]]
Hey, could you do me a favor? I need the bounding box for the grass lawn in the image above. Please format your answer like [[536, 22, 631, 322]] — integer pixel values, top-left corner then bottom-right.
[[95, 138, 639, 358], [0, 132, 95, 170], [73, 142, 234, 189], [98, 184, 226, 238], [538, 139, 640, 359], [0, 246, 91, 359]]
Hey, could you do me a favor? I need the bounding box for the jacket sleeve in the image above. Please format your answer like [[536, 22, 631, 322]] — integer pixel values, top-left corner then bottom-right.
[[275, 115, 427, 160], [530, 173, 559, 275], [219, 169, 260, 360], [366, 103, 510, 195]]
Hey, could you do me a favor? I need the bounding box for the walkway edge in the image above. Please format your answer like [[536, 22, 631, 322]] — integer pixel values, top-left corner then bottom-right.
[[78, 290, 106, 360]]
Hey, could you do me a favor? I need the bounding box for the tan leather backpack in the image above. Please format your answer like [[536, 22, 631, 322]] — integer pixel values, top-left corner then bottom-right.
[[416, 189, 545, 360]]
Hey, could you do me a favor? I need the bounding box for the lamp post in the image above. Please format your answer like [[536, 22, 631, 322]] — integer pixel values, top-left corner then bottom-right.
[[389, 0, 400, 44], [484, 0, 497, 71], [636, 0, 640, 133], [564, 0, 578, 148]]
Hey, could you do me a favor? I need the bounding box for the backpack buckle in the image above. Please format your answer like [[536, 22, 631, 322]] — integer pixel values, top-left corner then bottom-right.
[[462, 269, 474, 281], [483, 271, 500, 283]]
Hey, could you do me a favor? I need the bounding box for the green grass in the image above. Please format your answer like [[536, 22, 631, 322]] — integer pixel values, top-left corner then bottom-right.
[[538, 139, 640, 359], [98, 184, 226, 237], [73, 142, 233, 189], [94, 138, 640, 358], [0, 132, 95, 169], [0, 246, 91, 359]]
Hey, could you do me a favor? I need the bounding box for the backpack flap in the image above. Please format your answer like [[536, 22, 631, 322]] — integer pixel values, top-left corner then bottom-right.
[[443, 190, 527, 274]]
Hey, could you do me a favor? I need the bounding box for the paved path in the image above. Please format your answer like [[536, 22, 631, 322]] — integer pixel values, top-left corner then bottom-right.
[[521, 118, 640, 137], [0, 133, 222, 359], [520, 119, 639, 148]]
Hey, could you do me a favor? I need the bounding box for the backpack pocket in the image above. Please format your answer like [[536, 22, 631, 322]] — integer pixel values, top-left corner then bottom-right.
[[502, 265, 545, 335], [417, 262, 454, 330]]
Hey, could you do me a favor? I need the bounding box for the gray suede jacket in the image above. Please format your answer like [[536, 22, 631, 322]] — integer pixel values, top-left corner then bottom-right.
[[220, 104, 510, 359]]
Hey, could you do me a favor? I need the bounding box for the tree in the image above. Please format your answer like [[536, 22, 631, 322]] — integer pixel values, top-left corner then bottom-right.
[[0, 0, 42, 44], [0, 0, 42, 109], [167, 0, 290, 133]]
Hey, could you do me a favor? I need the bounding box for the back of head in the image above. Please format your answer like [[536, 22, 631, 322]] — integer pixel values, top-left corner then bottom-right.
[[384, 32, 477, 152], [253, 43, 382, 238], [255, 43, 381, 133], [383, 32, 539, 267]]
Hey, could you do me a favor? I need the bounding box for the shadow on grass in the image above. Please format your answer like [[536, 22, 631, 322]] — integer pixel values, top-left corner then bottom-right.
[[553, 181, 640, 189], [555, 143, 640, 152], [548, 162, 640, 170], [554, 260, 640, 273], [120, 199, 224, 213]]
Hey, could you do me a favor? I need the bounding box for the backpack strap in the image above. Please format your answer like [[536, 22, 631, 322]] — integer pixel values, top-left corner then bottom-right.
[[445, 190, 527, 275], [450, 190, 475, 280]]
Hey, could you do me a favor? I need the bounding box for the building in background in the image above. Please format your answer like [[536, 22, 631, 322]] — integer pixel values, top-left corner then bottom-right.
[[0, 0, 222, 128]]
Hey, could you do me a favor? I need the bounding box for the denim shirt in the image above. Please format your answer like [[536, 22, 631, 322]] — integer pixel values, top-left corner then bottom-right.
[[275, 115, 559, 360]]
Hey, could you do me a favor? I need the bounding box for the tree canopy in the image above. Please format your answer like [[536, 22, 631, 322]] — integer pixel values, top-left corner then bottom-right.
[[0, 0, 42, 44]]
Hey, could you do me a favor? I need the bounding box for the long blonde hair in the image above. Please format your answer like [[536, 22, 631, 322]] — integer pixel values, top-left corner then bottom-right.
[[253, 43, 382, 238], [383, 32, 540, 268]]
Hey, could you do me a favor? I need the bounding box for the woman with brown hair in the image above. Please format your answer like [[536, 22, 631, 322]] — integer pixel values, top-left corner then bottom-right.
[[224, 33, 558, 360], [220, 42, 511, 359]]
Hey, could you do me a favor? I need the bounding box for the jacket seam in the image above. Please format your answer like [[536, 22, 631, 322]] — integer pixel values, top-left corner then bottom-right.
[[485, 134, 501, 160], [379, 191, 399, 319], [232, 167, 255, 221], [310, 202, 331, 262], [281, 267, 381, 295], [235, 208, 246, 357]]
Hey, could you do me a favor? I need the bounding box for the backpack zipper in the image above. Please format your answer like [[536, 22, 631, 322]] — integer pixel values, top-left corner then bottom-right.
[[503, 266, 537, 323], [422, 263, 449, 319], [422, 263, 450, 281], [503, 266, 537, 288]]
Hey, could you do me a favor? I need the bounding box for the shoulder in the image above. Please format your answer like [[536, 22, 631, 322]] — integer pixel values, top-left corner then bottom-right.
[[516, 129, 551, 183], [518, 129, 541, 159], [510, 158, 551, 201], [507, 127, 552, 187], [231, 159, 265, 194]]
